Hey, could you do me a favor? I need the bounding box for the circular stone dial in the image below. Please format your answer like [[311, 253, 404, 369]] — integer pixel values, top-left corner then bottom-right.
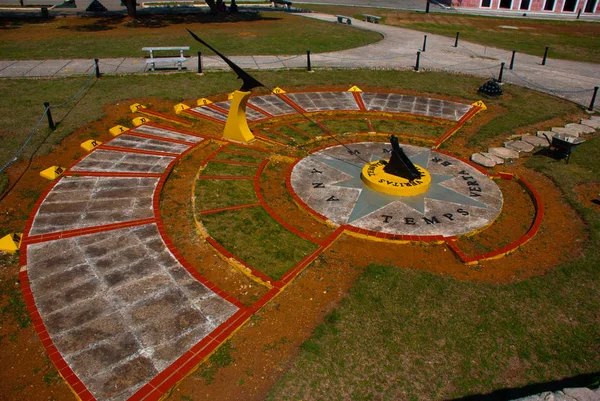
[[289, 142, 503, 238]]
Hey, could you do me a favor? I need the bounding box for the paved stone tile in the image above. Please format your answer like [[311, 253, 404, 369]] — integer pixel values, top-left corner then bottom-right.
[[249, 94, 298, 116], [30, 176, 158, 235], [55, 59, 95, 76], [212, 100, 270, 121], [551, 127, 580, 137], [286, 91, 359, 112], [25, 59, 71, 77], [188, 106, 228, 121], [108, 134, 191, 154], [580, 118, 600, 129], [130, 125, 204, 143], [71, 149, 174, 173], [25, 224, 238, 401], [488, 147, 519, 159], [480, 152, 505, 164], [361, 93, 472, 121], [0, 60, 42, 77]]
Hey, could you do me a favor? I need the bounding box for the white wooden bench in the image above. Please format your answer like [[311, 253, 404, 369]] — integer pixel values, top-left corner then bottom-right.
[[336, 15, 352, 25], [142, 46, 189, 71], [271, 0, 292, 10], [362, 14, 381, 23]]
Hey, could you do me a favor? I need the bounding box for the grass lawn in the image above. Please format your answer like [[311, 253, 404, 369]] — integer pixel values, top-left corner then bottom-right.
[[268, 139, 600, 401], [0, 11, 382, 59], [306, 5, 600, 63]]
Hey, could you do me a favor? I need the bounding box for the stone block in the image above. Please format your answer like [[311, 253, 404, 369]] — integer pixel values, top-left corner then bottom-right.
[[521, 134, 549, 147], [551, 127, 580, 137], [480, 152, 505, 164], [537, 130, 555, 139], [488, 147, 519, 160], [504, 140, 535, 153], [565, 123, 595, 134], [580, 118, 600, 129], [470, 153, 496, 168]]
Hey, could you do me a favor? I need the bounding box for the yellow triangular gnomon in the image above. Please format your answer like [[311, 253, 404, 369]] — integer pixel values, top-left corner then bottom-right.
[[348, 85, 363, 92]]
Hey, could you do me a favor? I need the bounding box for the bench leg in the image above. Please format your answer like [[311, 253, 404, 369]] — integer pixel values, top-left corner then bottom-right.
[[151, 62, 155, 72]]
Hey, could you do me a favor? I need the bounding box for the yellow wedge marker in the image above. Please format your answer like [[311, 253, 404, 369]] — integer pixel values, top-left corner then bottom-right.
[[197, 98, 213, 106], [0, 233, 22, 254], [132, 116, 150, 127], [40, 166, 65, 180], [272, 87, 286, 94], [109, 125, 129, 137], [174, 103, 190, 115], [223, 90, 255, 143], [227, 92, 235, 100], [130, 103, 146, 113], [472, 100, 487, 111], [80, 139, 102, 152], [348, 85, 363, 92]]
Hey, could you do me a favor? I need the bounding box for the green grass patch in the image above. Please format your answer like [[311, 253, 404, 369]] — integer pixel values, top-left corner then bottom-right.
[[213, 151, 264, 163], [268, 135, 600, 401], [275, 124, 314, 144], [200, 162, 258, 177], [369, 118, 447, 138], [319, 118, 371, 134], [0, 274, 31, 331], [0, 12, 382, 60], [194, 341, 236, 385], [200, 207, 318, 280], [195, 179, 257, 211]]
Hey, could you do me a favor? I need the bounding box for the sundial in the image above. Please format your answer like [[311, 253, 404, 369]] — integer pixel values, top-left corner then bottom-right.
[[290, 139, 503, 238]]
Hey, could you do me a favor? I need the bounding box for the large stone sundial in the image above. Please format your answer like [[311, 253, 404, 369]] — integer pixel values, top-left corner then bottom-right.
[[289, 142, 503, 238]]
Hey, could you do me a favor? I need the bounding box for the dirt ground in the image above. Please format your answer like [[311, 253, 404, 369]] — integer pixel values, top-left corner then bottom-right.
[[0, 89, 591, 401]]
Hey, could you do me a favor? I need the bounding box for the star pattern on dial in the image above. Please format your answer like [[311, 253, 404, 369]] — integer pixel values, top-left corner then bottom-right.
[[316, 149, 491, 224]]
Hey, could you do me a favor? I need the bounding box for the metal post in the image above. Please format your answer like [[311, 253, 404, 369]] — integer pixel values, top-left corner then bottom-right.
[[44, 102, 55, 130], [509, 50, 516, 70], [94, 58, 100, 78], [454, 32, 460, 47], [589, 86, 599, 112], [498, 62, 505, 83], [425, 0, 430, 13], [415, 51, 421, 72], [197, 51, 203, 75], [577, 8, 582, 18], [542, 46, 549, 66], [422, 35, 427, 52], [306, 50, 312, 72]]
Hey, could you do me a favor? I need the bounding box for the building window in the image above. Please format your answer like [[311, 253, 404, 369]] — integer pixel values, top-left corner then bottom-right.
[[481, 0, 492, 7], [544, 0, 556, 10], [520, 0, 531, 9]]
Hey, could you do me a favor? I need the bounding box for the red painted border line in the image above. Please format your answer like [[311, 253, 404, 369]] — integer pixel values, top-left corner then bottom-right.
[[342, 224, 445, 243], [197, 202, 261, 215], [254, 160, 323, 245], [98, 145, 181, 158], [137, 108, 192, 126], [181, 108, 226, 125], [352, 91, 367, 111], [218, 149, 268, 159], [279, 226, 345, 285], [197, 175, 254, 181], [207, 103, 230, 115], [209, 159, 263, 167], [261, 128, 296, 143], [252, 132, 288, 147], [277, 93, 307, 115], [23, 218, 157, 245], [365, 117, 375, 132], [432, 106, 481, 149], [124, 131, 197, 146], [435, 148, 489, 175], [205, 236, 275, 286], [63, 171, 163, 178], [247, 102, 274, 118]]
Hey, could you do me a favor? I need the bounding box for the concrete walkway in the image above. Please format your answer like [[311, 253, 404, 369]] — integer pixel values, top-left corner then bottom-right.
[[1, 12, 599, 110]]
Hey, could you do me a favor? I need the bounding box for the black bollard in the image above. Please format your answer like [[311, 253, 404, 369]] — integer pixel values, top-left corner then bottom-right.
[[542, 46, 549, 66], [307, 50, 312, 72], [41, 7, 49, 18], [94, 58, 100, 78], [589, 86, 599, 112], [44, 102, 55, 130], [509, 50, 516, 70], [577, 8, 582, 19], [498, 62, 505, 83], [422, 35, 427, 52], [425, 0, 430, 13], [454, 32, 460, 48], [197, 51, 203, 75], [415, 51, 421, 72]]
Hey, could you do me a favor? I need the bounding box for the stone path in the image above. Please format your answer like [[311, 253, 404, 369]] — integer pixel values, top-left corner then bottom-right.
[[0, 12, 599, 111]]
